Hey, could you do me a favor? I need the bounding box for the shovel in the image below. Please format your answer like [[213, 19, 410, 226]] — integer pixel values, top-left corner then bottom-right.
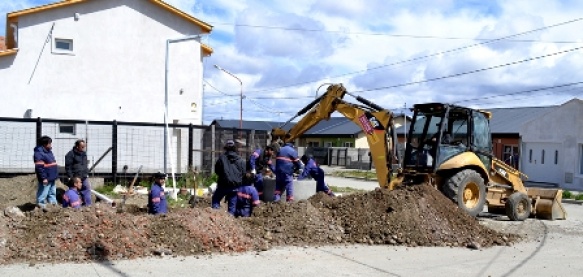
[[118, 165, 143, 213]]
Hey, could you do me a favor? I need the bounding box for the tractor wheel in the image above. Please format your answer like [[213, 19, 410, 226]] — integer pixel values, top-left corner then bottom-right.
[[442, 169, 486, 217], [505, 192, 531, 221]]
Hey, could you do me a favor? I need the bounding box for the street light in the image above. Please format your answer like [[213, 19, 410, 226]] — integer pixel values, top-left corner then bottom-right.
[[164, 34, 202, 200], [214, 64, 243, 131]]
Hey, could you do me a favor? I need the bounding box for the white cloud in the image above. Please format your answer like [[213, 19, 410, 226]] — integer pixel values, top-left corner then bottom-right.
[[3, 0, 583, 124]]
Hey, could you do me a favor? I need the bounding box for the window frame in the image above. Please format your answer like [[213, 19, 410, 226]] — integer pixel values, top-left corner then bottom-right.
[[53, 38, 75, 55]]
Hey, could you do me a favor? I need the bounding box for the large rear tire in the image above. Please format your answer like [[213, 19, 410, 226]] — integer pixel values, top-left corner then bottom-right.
[[505, 192, 531, 221], [442, 169, 486, 217]]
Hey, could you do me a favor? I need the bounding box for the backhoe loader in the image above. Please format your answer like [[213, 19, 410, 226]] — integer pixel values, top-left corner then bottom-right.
[[272, 83, 566, 221]]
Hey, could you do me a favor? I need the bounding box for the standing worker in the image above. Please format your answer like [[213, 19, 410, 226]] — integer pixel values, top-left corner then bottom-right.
[[247, 144, 276, 198], [274, 140, 303, 202], [212, 139, 245, 215], [234, 172, 261, 217], [33, 135, 58, 210], [65, 139, 92, 206], [62, 177, 83, 209], [148, 172, 168, 215], [299, 155, 335, 196]]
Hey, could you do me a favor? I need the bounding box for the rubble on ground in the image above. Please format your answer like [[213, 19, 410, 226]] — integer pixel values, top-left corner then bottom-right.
[[0, 175, 520, 265]]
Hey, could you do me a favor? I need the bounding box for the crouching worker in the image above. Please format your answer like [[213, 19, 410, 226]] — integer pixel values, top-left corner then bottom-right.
[[235, 172, 260, 218], [62, 177, 83, 209], [299, 155, 335, 196], [148, 172, 167, 215]]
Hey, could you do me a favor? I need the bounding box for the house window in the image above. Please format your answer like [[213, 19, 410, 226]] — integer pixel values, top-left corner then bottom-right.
[[55, 38, 73, 51], [307, 142, 320, 147], [541, 150, 545, 164], [343, 142, 354, 147], [59, 124, 76, 135], [555, 150, 558, 165], [529, 149, 532, 163], [324, 142, 333, 147]]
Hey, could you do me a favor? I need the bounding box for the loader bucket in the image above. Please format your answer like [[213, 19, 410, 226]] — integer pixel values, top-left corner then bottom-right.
[[527, 188, 567, 220]]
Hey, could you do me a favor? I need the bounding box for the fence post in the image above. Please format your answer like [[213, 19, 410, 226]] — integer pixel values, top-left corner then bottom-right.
[[35, 117, 42, 141], [188, 123, 193, 170], [344, 148, 348, 167], [211, 124, 216, 173], [112, 120, 118, 185]]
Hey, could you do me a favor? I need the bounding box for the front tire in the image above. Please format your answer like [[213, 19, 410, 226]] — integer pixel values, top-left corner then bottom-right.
[[442, 169, 486, 217], [505, 192, 531, 221]]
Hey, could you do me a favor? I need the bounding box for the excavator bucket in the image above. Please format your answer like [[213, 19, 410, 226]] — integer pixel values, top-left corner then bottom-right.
[[527, 188, 567, 220]]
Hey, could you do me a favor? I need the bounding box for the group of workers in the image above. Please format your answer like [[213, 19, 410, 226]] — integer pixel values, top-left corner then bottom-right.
[[33, 136, 93, 211], [34, 135, 333, 218], [209, 139, 335, 218]]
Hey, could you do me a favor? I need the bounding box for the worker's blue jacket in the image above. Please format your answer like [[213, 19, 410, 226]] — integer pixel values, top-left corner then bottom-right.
[[248, 148, 274, 172], [235, 184, 260, 217], [33, 146, 59, 182], [62, 188, 82, 208], [148, 183, 167, 214], [275, 143, 303, 175]]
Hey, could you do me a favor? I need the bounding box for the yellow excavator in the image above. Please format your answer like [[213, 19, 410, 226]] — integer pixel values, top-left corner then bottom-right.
[[272, 83, 566, 221]]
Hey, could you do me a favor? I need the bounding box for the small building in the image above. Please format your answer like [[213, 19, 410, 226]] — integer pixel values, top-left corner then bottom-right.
[[0, 0, 212, 124]]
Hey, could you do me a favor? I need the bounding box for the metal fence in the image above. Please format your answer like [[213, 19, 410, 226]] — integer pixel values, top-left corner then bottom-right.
[[0, 117, 268, 183]]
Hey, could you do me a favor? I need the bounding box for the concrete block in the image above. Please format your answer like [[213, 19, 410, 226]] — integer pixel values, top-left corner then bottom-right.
[[261, 178, 317, 202]]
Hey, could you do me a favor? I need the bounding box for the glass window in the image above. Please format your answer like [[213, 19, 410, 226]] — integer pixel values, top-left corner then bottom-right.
[[554, 150, 558, 165], [343, 142, 354, 147], [59, 124, 75, 135], [472, 112, 491, 151], [529, 149, 532, 163], [55, 38, 73, 51], [541, 150, 545, 164]]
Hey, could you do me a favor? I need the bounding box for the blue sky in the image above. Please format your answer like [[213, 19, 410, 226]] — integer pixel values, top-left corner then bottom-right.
[[2, 0, 583, 124]]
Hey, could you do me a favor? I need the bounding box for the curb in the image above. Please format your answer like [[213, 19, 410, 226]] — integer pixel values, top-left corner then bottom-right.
[[562, 199, 583, 205]]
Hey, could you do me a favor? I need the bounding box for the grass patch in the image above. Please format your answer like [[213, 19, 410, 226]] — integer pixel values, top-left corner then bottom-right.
[[576, 194, 583, 201], [93, 182, 117, 197], [331, 170, 377, 180], [329, 185, 367, 194], [167, 193, 191, 208]]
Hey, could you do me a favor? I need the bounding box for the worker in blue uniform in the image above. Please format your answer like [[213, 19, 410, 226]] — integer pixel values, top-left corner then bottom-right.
[[247, 145, 276, 198], [62, 177, 83, 209], [298, 155, 335, 196], [148, 172, 168, 215], [274, 141, 303, 202], [234, 172, 260, 217]]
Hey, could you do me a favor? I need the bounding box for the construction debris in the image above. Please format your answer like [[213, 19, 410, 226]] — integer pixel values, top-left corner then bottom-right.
[[0, 175, 520, 265]]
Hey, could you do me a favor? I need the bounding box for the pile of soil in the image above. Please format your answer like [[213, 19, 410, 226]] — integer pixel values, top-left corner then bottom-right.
[[0, 175, 520, 265]]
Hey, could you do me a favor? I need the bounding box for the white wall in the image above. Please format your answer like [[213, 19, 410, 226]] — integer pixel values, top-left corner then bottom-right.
[[0, 0, 204, 125], [520, 99, 583, 190]]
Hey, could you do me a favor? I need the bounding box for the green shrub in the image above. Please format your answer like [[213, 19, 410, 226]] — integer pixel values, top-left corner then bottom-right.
[[563, 190, 573, 199], [575, 194, 583, 201]]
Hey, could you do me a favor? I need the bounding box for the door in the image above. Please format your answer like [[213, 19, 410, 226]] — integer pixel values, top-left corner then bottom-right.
[[522, 142, 562, 185]]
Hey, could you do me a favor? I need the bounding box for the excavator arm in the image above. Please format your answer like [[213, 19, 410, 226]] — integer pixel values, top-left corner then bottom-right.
[[272, 84, 400, 188]]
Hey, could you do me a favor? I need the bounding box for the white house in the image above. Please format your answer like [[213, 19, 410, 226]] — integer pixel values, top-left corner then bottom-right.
[[0, 0, 213, 124], [0, 0, 214, 175], [520, 99, 583, 190]]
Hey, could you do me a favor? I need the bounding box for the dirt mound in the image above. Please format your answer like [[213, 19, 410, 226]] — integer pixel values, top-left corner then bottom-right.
[[0, 175, 521, 265], [2, 205, 253, 264], [309, 184, 517, 247], [0, 175, 38, 210]]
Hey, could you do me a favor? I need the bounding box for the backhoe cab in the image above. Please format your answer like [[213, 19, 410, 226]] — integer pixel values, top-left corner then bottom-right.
[[399, 103, 566, 220]]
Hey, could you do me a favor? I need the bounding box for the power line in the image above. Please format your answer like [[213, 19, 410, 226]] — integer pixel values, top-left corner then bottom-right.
[[203, 80, 239, 96], [211, 22, 583, 43], [353, 46, 583, 94], [244, 17, 583, 94], [452, 81, 583, 104]]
